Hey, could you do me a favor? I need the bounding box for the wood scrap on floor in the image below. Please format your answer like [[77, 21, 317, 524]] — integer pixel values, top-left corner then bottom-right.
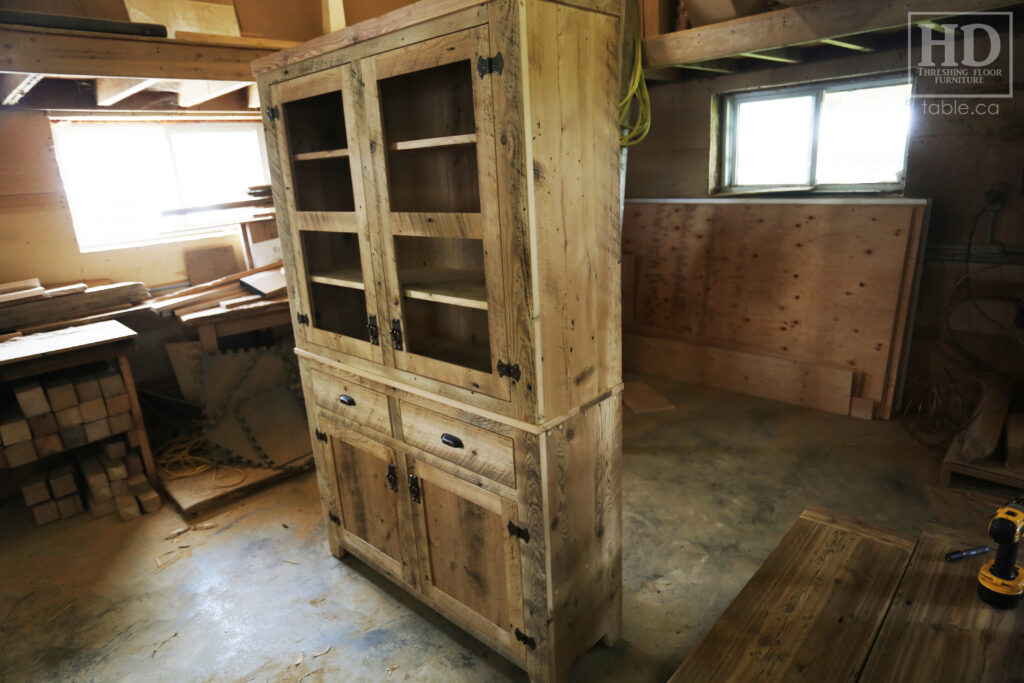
[[623, 381, 675, 413]]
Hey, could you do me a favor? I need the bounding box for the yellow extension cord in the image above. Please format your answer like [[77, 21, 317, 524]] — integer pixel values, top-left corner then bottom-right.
[[155, 433, 247, 488], [619, 0, 651, 147]]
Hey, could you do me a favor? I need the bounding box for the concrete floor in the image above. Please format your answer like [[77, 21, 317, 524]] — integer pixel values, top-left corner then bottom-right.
[[0, 375, 1012, 682]]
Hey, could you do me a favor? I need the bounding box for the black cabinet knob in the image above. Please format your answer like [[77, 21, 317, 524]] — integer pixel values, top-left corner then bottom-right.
[[338, 394, 356, 406], [441, 433, 464, 449]]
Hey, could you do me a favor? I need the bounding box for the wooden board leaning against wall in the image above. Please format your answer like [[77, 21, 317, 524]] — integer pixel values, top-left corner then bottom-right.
[[622, 199, 929, 419]]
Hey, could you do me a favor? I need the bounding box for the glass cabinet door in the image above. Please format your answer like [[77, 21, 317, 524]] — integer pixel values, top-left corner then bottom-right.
[[363, 26, 512, 400], [271, 65, 385, 364]]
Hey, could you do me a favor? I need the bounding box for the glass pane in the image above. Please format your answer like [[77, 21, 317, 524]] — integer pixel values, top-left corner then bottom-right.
[[815, 83, 912, 185], [302, 231, 370, 341], [283, 91, 347, 153], [379, 60, 474, 142], [733, 95, 815, 186]]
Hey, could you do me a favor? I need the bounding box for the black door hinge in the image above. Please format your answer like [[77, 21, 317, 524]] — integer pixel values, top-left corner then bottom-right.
[[408, 473, 421, 503], [386, 464, 398, 492], [296, 312, 310, 326], [390, 319, 404, 351], [514, 628, 536, 650], [367, 314, 380, 345], [328, 511, 341, 526], [266, 105, 279, 121], [314, 429, 328, 443], [477, 52, 504, 79], [507, 521, 530, 543], [497, 361, 521, 381]]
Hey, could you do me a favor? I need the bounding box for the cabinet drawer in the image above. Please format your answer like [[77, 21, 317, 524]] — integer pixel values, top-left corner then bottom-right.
[[311, 369, 391, 435], [399, 401, 514, 488]]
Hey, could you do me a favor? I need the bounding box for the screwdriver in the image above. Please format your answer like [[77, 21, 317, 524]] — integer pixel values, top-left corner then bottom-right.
[[945, 546, 992, 562]]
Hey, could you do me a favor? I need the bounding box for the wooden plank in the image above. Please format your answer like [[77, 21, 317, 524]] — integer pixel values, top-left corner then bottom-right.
[[849, 396, 875, 420], [161, 460, 311, 517], [0, 283, 147, 331], [625, 333, 854, 415], [150, 284, 242, 315], [669, 506, 914, 682], [177, 79, 251, 107], [177, 296, 288, 325], [389, 133, 477, 151], [962, 372, 1014, 462], [239, 268, 287, 297], [0, 286, 46, 306], [0, 24, 274, 80], [173, 31, 299, 49], [148, 261, 281, 303], [859, 524, 1024, 682], [165, 341, 203, 403], [0, 278, 41, 296], [94, 77, 159, 106], [622, 381, 674, 413], [0, 72, 42, 105], [184, 246, 241, 286], [0, 321, 135, 367], [43, 283, 88, 298], [644, 0, 1020, 68]]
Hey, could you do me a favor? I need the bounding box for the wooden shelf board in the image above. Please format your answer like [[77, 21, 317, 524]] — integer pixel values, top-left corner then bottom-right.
[[389, 133, 477, 152], [309, 268, 366, 290], [293, 148, 349, 161], [399, 269, 487, 310]]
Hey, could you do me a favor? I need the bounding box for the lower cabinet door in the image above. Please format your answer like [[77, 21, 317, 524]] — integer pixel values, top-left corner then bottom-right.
[[405, 456, 527, 656], [323, 417, 414, 586]]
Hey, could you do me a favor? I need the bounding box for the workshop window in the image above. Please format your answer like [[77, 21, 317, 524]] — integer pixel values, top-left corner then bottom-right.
[[719, 76, 913, 193], [50, 118, 271, 251]]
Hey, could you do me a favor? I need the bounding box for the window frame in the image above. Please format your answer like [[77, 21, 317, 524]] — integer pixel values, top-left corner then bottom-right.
[[717, 74, 913, 195], [48, 112, 270, 252]]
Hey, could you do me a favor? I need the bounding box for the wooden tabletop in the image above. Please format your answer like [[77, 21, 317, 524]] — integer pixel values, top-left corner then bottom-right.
[[0, 320, 136, 366]]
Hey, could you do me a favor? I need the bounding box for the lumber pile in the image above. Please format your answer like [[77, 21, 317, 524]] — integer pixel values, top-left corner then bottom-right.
[[941, 375, 1023, 488], [79, 440, 159, 520], [147, 262, 288, 324], [0, 278, 149, 334]]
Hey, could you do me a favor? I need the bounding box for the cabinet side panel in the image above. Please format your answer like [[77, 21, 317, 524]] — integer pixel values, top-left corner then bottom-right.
[[544, 392, 623, 679], [297, 360, 345, 558], [525, 1, 623, 420]]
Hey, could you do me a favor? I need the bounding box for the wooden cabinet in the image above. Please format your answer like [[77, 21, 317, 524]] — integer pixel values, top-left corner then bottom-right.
[[257, 1, 624, 680]]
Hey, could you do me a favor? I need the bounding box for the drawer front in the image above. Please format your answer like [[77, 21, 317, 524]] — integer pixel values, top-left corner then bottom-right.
[[311, 369, 391, 435], [399, 401, 515, 488]]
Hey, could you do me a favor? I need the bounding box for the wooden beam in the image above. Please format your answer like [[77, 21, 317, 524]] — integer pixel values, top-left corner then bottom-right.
[[819, 37, 874, 52], [246, 83, 260, 109], [736, 48, 802, 64], [1, 72, 42, 105], [676, 60, 737, 74], [177, 80, 251, 108], [0, 24, 274, 81], [644, 0, 1018, 68], [94, 77, 159, 106]]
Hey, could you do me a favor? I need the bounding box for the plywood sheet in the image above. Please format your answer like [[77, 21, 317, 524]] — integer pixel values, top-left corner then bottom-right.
[[185, 245, 241, 286]]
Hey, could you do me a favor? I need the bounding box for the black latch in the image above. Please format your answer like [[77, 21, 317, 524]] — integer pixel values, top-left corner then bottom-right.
[[497, 361, 521, 381], [296, 312, 310, 326], [367, 315, 380, 345], [386, 464, 398, 492], [508, 520, 530, 543], [477, 52, 504, 79], [314, 429, 328, 443], [266, 105, 279, 121], [390, 319, 404, 351], [514, 628, 536, 650], [328, 511, 341, 526], [408, 473, 421, 503]]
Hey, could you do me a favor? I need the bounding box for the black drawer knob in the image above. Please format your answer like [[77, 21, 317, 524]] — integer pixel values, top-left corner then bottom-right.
[[338, 394, 356, 406], [440, 433, 464, 449]]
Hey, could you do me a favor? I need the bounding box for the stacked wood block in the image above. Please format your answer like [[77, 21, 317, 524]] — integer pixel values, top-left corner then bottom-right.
[[79, 441, 158, 520], [1, 363, 134, 469], [19, 464, 84, 525]]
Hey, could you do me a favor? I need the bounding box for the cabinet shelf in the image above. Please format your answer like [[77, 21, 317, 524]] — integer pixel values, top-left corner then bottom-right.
[[389, 134, 477, 152], [309, 267, 365, 290], [294, 148, 349, 161], [399, 268, 487, 310]]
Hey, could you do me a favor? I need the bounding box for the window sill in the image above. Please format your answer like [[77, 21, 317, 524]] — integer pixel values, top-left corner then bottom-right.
[[712, 185, 905, 198]]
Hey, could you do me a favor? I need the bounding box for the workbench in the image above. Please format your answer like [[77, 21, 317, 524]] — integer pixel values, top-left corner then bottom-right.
[[670, 506, 1024, 682], [0, 321, 154, 482]]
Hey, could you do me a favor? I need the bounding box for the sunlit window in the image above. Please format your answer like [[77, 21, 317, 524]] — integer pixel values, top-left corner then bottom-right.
[[50, 119, 270, 250], [721, 77, 912, 192]]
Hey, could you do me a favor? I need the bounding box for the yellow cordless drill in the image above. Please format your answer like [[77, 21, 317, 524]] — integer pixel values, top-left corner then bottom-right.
[[977, 497, 1024, 610]]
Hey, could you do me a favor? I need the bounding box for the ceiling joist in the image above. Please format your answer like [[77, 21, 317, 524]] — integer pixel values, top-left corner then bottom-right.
[[1, 72, 42, 105], [177, 80, 252, 108], [95, 77, 160, 106]]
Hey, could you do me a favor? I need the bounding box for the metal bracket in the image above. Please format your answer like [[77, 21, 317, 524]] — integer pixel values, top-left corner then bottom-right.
[[327, 511, 341, 526], [296, 312, 310, 326], [367, 314, 380, 345], [507, 520, 530, 543], [408, 473, 421, 503], [390, 319, 404, 351], [497, 361, 521, 381], [265, 105, 279, 121], [386, 464, 398, 492], [514, 628, 536, 650], [314, 429, 327, 443], [477, 52, 504, 79]]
